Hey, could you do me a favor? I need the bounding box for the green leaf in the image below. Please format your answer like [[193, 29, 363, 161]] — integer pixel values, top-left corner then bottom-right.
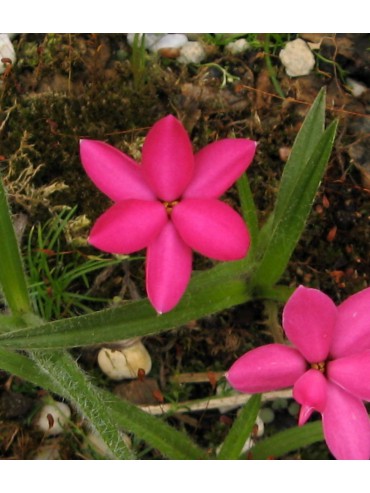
[[217, 394, 261, 459], [0, 347, 207, 460], [106, 394, 207, 460], [236, 172, 259, 260], [0, 172, 31, 314], [0, 314, 25, 333], [0, 261, 251, 350], [252, 118, 338, 288], [248, 421, 324, 459], [254, 284, 294, 303], [271, 88, 326, 221], [31, 350, 135, 460]]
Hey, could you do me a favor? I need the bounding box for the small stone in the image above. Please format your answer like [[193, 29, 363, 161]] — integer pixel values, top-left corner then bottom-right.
[[346, 78, 367, 98], [225, 39, 250, 55], [279, 38, 315, 77], [150, 34, 188, 53], [177, 41, 206, 64], [114, 378, 160, 405], [158, 48, 181, 59], [349, 139, 370, 189], [0, 34, 16, 74], [126, 33, 163, 51], [288, 401, 300, 417], [259, 407, 275, 424], [97, 340, 152, 380], [271, 397, 289, 410], [279, 146, 292, 162], [34, 401, 71, 436]]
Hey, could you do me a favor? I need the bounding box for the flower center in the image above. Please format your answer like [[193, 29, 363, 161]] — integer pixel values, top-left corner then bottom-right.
[[162, 200, 179, 215], [311, 361, 326, 373]]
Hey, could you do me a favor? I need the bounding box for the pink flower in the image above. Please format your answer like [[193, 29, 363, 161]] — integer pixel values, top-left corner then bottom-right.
[[80, 115, 256, 313], [226, 285, 370, 460]]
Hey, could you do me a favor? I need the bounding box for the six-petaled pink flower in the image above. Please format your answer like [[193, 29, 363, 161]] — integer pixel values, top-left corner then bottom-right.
[[226, 285, 370, 460], [80, 115, 256, 313]]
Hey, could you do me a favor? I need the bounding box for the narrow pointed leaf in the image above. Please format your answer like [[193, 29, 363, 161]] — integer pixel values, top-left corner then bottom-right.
[[0, 347, 206, 460], [236, 172, 259, 259], [31, 350, 135, 460], [0, 172, 31, 314], [217, 394, 261, 459], [0, 262, 252, 349], [271, 88, 326, 223], [248, 421, 324, 459], [252, 119, 338, 288]]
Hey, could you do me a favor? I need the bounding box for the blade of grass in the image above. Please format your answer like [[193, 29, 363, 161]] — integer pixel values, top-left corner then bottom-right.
[[217, 394, 261, 459], [236, 172, 259, 259], [0, 171, 31, 314], [252, 119, 338, 289], [264, 34, 285, 98], [248, 421, 324, 459]]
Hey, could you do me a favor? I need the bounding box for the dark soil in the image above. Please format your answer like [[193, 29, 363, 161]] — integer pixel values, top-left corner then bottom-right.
[[0, 33, 369, 459]]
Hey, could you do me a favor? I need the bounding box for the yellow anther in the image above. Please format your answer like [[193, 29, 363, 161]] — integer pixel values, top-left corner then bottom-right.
[[311, 361, 326, 373], [163, 200, 179, 215]]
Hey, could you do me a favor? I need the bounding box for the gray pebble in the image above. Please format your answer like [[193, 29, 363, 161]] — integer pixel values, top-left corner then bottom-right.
[[177, 41, 206, 64]]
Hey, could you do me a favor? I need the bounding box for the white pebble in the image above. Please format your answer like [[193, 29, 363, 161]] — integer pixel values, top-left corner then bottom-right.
[[347, 78, 367, 98], [0, 34, 16, 74], [225, 39, 250, 55], [279, 38, 315, 77], [151, 34, 188, 53], [35, 401, 71, 436], [97, 340, 152, 380], [126, 33, 163, 51], [177, 41, 206, 64]]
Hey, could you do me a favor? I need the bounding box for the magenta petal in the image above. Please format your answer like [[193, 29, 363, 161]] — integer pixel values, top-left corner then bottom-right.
[[146, 222, 192, 314], [322, 382, 370, 460], [282, 286, 337, 363], [183, 139, 257, 199], [226, 344, 307, 393], [298, 405, 314, 426], [141, 115, 194, 201], [293, 369, 327, 415], [330, 288, 370, 358], [327, 351, 370, 401], [80, 140, 155, 202], [89, 199, 167, 254], [172, 198, 250, 260]]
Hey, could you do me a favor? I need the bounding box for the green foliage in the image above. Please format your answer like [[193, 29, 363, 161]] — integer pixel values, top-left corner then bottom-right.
[[217, 394, 261, 459], [248, 421, 324, 459], [0, 87, 338, 460], [26, 207, 122, 320], [130, 34, 148, 92], [203, 33, 292, 49], [0, 261, 251, 350], [0, 171, 31, 315], [251, 88, 338, 290]]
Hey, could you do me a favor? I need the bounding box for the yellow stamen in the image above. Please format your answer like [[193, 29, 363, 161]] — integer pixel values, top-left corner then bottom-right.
[[311, 361, 326, 373], [163, 200, 179, 215]]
